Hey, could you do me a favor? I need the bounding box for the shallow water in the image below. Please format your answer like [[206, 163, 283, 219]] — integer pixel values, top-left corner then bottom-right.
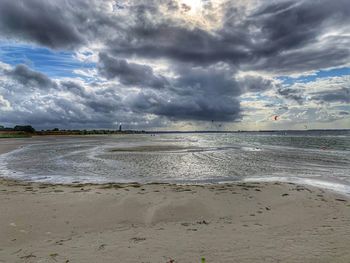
[[0, 131, 350, 193]]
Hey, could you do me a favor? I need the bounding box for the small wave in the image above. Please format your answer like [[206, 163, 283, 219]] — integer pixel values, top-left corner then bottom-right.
[[243, 176, 350, 195]]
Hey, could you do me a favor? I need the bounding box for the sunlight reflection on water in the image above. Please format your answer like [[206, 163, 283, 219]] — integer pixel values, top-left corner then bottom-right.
[[0, 132, 349, 193]]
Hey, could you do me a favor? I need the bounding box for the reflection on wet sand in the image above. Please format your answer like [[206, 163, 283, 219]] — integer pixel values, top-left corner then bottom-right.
[[110, 145, 193, 152]]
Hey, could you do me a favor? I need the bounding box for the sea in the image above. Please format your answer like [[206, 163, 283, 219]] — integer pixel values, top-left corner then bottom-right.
[[0, 130, 350, 193]]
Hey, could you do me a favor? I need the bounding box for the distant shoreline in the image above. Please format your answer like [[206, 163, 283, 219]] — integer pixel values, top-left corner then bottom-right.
[[146, 129, 350, 134], [1, 128, 349, 138]]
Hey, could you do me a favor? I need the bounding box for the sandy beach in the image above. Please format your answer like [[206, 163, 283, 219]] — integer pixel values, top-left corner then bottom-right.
[[1, 0, 350, 261], [1, 179, 350, 263], [1, 140, 350, 263]]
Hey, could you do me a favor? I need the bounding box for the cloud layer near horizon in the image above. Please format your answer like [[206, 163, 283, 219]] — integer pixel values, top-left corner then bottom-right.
[[0, 0, 349, 130]]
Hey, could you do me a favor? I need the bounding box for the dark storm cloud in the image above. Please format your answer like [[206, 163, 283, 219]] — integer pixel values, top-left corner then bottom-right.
[[107, 24, 250, 65], [98, 53, 168, 89], [104, 0, 350, 73], [126, 66, 243, 122], [311, 88, 350, 103], [238, 76, 276, 93], [127, 90, 241, 122], [96, 50, 247, 122], [237, 0, 350, 73], [153, 96, 241, 122], [277, 87, 304, 104], [0, 0, 83, 49], [250, 1, 331, 54], [237, 0, 350, 71], [174, 65, 240, 96], [0, 0, 123, 50], [0, 0, 350, 128], [1, 0, 349, 71], [5, 64, 57, 89], [61, 81, 89, 98]]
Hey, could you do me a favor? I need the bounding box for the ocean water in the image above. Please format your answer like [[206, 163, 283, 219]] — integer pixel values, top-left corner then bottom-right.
[[0, 131, 350, 193]]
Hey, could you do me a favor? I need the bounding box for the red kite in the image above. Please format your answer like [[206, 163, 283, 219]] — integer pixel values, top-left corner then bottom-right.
[[273, 115, 279, 121]]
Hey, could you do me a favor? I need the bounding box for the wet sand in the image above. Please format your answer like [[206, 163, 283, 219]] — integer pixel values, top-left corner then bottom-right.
[[110, 145, 192, 152], [0, 138, 31, 155], [1, 140, 350, 262]]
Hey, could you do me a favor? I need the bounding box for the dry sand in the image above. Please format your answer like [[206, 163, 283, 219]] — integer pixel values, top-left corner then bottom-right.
[[1, 181, 350, 263], [1, 140, 350, 262]]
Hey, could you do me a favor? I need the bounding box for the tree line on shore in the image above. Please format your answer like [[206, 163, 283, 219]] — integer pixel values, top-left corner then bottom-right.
[[0, 125, 145, 136]]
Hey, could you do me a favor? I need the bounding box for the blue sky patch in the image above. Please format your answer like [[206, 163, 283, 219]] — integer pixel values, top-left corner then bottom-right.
[[0, 43, 95, 78], [278, 67, 350, 85]]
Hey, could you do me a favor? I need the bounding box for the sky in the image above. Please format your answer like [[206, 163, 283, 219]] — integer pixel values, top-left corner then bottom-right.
[[0, 0, 349, 131]]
